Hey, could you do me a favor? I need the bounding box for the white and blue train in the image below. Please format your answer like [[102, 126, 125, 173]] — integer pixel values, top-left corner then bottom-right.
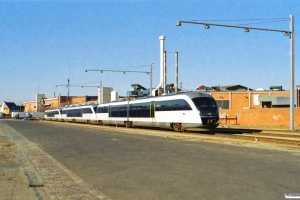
[[61, 104, 97, 123], [44, 92, 219, 131], [44, 109, 63, 121]]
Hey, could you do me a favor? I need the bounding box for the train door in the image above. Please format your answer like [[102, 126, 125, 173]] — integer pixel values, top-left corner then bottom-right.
[[150, 101, 155, 125], [179, 99, 191, 123]]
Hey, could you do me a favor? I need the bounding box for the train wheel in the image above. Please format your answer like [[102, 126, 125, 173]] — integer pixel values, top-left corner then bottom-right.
[[125, 121, 132, 128], [180, 126, 186, 132], [172, 123, 186, 132], [172, 123, 181, 132]]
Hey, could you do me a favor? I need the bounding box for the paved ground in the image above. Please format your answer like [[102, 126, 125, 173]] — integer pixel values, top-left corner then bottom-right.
[[0, 120, 110, 200], [0, 121, 36, 200], [1, 119, 300, 199]]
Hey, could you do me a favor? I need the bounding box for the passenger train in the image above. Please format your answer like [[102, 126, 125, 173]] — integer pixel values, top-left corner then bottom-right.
[[44, 92, 219, 131]]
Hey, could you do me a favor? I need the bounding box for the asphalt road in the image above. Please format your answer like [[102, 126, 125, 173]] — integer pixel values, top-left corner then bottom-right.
[[4, 120, 300, 200]]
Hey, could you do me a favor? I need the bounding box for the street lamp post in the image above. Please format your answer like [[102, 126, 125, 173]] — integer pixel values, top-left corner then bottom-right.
[[177, 15, 295, 130], [56, 84, 100, 88], [85, 63, 154, 96], [56, 83, 100, 104], [290, 15, 295, 131]]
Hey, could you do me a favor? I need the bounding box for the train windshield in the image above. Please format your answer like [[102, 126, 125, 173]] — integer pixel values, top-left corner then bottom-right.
[[192, 97, 217, 111]]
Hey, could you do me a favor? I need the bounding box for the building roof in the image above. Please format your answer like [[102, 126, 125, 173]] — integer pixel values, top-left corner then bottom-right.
[[4, 101, 17, 110], [196, 84, 254, 92], [221, 85, 254, 91]]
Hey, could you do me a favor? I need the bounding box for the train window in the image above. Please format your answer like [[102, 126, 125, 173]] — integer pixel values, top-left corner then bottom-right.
[[73, 109, 77, 117], [160, 101, 167, 111], [155, 102, 161, 111], [144, 104, 150, 117], [110, 105, 126, 117], [67, 109, 73, 117], [166, 101, 173, 111], [62, 110, 66, 114], [129, 103, 151, 117], [66, 109, 82, 117], [97, 106, 108, 113], [75, 109, 82, 117], [137, 105, 142, 117], [129, 105, 133, 117], [180, 99, 192, 110], [83, 108, 92, 114], [110, 107, 115, 117], [173, 100, 179, 110], [46, 111, 55, 117], [121, 106, 127, 117], [154, 99, 191, 111], [192, 97, 217, 110]]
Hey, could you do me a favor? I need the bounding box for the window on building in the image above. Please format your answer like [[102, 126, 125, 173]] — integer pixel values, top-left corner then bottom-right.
[[215, 100, 229, 109]]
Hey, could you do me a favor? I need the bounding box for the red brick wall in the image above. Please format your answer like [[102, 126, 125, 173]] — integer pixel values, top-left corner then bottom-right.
[[211, 91, 293, 109], [70, 96, 87, 104], [44, 99, 59, 110], [219, 108, 300, 128]]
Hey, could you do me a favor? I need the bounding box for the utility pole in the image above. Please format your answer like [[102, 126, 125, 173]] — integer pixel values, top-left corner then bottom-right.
[[85, 64, 153, 96], [177, 15, 295, 130], [56, 81, 100, 104]]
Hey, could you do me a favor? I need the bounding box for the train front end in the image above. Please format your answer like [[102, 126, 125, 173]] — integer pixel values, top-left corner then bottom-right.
[[191, 93, 219, 129]]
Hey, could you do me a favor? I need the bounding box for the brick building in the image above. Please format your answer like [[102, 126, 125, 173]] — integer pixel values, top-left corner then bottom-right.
[[197, 85, 294, 109], [24, 95, 98, 112], [196, 85, 300, 128]]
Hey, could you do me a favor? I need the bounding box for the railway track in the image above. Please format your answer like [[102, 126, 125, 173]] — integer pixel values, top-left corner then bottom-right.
[[212, 128, 300, 147], [40, 120, 300, 147]]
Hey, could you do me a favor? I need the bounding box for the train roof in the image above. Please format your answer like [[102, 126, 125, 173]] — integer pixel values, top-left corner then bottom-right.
[[44, 92, 213, 110], [152, 91, 212, 99], [61, 103, 98, 109], [45, 108, 61, 112], [98, 91, 212, 105]]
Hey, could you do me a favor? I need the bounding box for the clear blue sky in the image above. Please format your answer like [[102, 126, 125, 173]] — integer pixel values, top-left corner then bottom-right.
[[1, 0, 299, 104]]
